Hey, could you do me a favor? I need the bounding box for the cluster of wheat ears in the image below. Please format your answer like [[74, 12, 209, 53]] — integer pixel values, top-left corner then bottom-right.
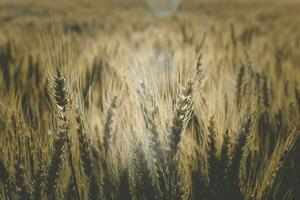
[[0, 8, 300, 200]]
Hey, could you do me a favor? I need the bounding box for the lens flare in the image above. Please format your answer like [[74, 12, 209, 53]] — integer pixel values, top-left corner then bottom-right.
[[147, 0, 181, 17]]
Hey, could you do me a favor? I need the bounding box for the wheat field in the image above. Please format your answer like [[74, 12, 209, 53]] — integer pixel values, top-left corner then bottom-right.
[[0, 0, 299, 200]]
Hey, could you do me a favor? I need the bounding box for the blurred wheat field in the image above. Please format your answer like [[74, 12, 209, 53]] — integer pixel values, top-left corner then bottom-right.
[[0, 0, 299, 200]]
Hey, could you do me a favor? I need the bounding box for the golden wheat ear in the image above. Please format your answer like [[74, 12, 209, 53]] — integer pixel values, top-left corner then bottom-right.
[[132, 139, 156, 200], [103, 96, 117, 157], [75, 108, 101, 199], [46, 69, 71, 199], [168, 80, 194, 159]]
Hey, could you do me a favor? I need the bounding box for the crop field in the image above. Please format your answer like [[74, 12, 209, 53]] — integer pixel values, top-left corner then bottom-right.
[[0, 0, 299, 199]]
